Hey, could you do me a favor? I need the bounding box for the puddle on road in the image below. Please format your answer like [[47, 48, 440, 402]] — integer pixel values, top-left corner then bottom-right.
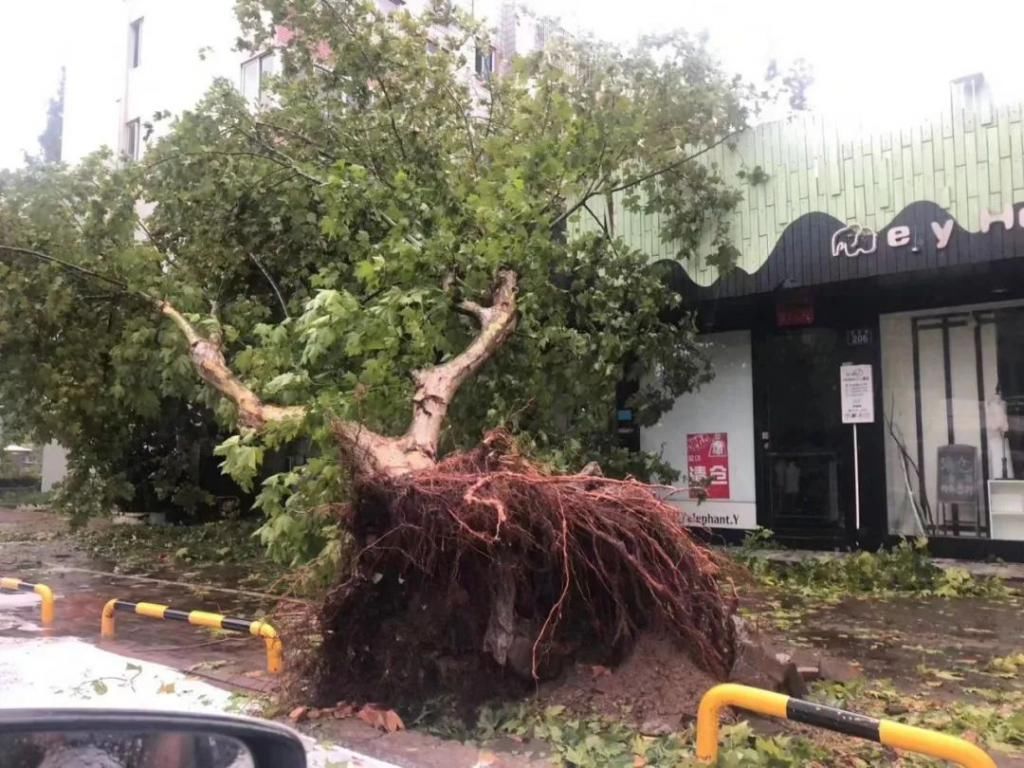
[[0, 593, 43, 632], [0, 564, 287, 692]]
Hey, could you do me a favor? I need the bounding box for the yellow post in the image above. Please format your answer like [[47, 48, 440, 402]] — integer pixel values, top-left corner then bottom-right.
[[98, 599, 283, 674], [33, 583, 54, 627], [101, 598, 118, 639], [251, 621, 283, 674], [1, 579, 56, 627], [879, 721, 997, 768], [697, 684, 790, 762], [696, 683, 997, 768]]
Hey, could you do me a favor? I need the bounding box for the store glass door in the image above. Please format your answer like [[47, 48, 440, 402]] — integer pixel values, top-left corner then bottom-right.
[[758, 328, 851, 541]]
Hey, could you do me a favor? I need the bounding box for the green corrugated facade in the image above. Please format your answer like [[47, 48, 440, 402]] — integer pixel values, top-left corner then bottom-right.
[[575, 105, 1024, 287]]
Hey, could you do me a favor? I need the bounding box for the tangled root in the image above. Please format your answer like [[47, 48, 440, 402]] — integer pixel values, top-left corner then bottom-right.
[[312, 431, 736, 706]]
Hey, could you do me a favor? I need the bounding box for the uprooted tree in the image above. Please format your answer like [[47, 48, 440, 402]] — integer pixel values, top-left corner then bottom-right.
[[0, 0, 806, 702]]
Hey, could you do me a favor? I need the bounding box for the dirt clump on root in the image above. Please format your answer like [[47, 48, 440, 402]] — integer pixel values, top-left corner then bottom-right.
[[309, 431, 737, 710], [540, 631, 718, 728]]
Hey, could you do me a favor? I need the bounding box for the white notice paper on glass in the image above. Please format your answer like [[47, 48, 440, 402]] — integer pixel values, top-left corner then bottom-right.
[[840, 364, 874, 424]]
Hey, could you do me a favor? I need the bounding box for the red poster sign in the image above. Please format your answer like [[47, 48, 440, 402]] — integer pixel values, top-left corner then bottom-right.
[[687, 433, 730, 500], [776, 303, 815, 328]]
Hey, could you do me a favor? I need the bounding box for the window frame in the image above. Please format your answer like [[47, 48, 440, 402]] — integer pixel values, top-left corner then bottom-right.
[[124, 118, 141, 162], [128, 17, 143, 69], [474, 45, 495, 79], [240, 50, 279, 104]]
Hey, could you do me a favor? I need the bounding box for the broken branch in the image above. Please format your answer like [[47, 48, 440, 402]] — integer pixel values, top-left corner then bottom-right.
[[157, 302, 400, 473], [158, 301, 306, 430], [400, 270, 519, 464]]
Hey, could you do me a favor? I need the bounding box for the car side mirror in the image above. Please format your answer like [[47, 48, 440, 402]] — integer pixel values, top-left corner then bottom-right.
[[0, 709, 306, 768]]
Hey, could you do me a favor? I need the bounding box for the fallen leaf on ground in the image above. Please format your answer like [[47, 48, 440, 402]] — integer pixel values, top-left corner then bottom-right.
[[157, 682, 176, 694], [357, 704, 405, 733], [187, 660, 228, 672], [288, 706, 309, 723]]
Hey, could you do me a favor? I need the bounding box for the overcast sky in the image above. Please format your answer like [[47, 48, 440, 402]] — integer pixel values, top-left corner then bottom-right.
[[5, 0, 1024, 168]]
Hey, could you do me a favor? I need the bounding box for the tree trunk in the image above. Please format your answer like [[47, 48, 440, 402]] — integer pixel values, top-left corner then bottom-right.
[[392, 269, 518, 469], [162, 270, 518, 480]]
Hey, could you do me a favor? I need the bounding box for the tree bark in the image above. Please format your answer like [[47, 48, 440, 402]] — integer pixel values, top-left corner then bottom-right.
[[396, 269, 518, 467], [161, 269, 518, 479], [159, 302, 308, 430]]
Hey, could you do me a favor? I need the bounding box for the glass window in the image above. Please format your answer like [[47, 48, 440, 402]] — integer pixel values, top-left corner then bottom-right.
[[260, 51, 279, 92], [123, 118, 141, 162], [995, 308, 1024, 477], [241, 57, 260, 102], [128, 18, 143, 69], [241, 51, 278, 104], [882, 302, 1024, 541], [474, 46, 494, 78]]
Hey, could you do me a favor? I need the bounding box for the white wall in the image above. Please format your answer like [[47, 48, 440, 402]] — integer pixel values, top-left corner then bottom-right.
[[120, 0, 243, 155], [641, 330, 758, 529], [63, 0, 499, 164], [64, 0, 244, 162], [41, 443, 69, 493], [62, 1, 123, 163]]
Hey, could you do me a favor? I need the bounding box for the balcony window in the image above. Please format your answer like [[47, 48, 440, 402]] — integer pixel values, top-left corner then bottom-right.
[[124, 118, 141, 162], [474, 46, 494, 78], [241, 51, 279, 104], [128, 17, 143, 69]]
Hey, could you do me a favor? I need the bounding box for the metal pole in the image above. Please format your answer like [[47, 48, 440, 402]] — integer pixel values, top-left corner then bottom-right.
[[853, 423, 861, 532]]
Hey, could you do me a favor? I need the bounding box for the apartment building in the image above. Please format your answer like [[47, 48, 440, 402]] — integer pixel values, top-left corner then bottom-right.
[[52, 0, 555, 500], [496, 2, 564, 75], [64, 0, 233, 163], [61, 0, 552, 164]]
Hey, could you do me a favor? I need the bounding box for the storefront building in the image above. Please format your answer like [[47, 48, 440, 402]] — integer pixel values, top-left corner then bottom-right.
[[588, 100, 1024, 558]]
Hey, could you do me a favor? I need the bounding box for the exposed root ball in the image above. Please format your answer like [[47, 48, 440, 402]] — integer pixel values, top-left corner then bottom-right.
[[313, 432, 736, 706]]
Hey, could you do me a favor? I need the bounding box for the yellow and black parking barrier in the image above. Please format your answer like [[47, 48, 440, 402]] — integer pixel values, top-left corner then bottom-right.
[[101, 599, 283, 674], [696, 683, 996, 767], [0, 577, 55, 626]]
